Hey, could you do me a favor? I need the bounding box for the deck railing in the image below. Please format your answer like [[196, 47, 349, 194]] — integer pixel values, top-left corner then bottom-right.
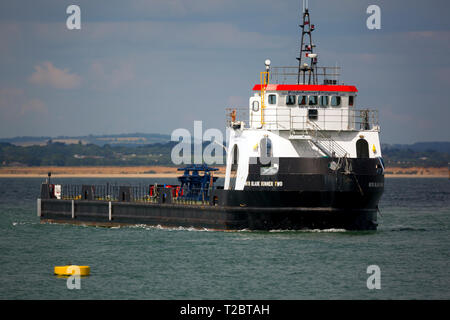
[[269, 66, 341, 85], [226, 107, 379, 132], [59, 183, 216, 205]]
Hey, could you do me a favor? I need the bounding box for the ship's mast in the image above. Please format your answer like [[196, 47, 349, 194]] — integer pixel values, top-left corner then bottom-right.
[[297, 0, 318, 85]]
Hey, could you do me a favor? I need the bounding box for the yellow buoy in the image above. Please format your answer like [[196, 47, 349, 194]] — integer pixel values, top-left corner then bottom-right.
[[54, 265, 90, 276]]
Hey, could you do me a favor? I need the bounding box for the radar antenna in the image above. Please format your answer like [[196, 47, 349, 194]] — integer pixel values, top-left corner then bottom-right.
[[297, 0, 318, 84]]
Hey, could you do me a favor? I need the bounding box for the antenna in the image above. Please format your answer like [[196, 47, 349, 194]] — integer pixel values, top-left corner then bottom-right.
[[297, 0, 317, 84], [303, 0, 309, 13]]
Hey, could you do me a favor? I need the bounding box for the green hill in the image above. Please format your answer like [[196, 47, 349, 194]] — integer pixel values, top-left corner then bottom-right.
[[0, 139, 448, 168]]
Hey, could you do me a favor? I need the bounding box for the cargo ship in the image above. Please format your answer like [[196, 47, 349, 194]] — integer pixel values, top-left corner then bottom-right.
[[37, 3, 384, 231]]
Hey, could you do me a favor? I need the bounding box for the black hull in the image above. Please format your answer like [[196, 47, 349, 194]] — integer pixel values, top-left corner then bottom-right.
[[40, 192, 381, 231], [40, 202, 378, 231], [38, 157, 384, 231]]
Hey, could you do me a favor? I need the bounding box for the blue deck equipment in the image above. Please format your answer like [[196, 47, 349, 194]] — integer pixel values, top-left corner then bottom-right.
[[177, 164, 218, 201]]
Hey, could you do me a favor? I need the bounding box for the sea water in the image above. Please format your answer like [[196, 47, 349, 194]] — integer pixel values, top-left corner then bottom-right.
[[0, 177, 448, 299]]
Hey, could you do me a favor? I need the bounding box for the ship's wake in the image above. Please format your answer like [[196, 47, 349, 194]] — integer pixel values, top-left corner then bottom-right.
[[125, 224, 350, 233]]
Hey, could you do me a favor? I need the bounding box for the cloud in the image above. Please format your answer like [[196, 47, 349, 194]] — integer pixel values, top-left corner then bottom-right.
[[89, 61, 136, 90], [83, 20, 289, 51], [20, 98, 47, 115], [0, 1, 449, 142], [28, 61, 81, 89], [0, 88, 48, 119]]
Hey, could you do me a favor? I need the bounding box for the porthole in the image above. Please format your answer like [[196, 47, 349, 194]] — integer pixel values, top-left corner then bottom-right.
[[252, 101, 260, 112]]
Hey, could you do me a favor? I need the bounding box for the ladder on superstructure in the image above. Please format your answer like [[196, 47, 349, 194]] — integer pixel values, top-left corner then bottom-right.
[[289, 120, 349, 158], [306, 121, 349, 158]]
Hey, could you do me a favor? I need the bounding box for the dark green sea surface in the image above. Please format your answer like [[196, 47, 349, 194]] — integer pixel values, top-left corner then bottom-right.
[[0, 177, 448, 299]]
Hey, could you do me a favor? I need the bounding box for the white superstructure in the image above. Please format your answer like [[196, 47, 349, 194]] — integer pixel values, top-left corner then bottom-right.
[[223, 3, 382, 191]]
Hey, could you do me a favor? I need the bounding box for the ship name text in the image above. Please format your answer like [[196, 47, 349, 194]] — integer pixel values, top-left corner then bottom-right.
[[245, 181, 283, 187]]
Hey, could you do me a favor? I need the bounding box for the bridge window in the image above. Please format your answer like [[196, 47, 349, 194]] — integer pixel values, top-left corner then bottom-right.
[[331, 96, 341, 107], [286, 95, 296, 105], [298, 95, 307, 106], [308, 109, 318, 120], [268, 94, 277, 105], [308, 95, 318, 106], [349, 95, 354, 106], [319, 96, 329, 107]]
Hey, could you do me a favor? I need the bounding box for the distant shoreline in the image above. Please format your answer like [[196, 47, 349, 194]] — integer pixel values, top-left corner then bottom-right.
[[0, 166, 447, 179], [0, 166, 226, 179]]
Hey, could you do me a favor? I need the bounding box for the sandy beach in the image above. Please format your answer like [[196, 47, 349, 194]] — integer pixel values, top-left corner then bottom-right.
[[0, 166, 226, 178], [383, 166, 449, 178], [0, 165, 447, 178]]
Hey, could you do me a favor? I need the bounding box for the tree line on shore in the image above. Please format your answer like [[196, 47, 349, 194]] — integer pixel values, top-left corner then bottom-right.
[[0, 141, 448, 168]]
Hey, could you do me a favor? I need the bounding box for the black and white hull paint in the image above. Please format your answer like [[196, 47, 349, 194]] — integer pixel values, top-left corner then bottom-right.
[[214, 157, 383, 230], [39, 156, 384, 231], [38, 3, 384, 231]]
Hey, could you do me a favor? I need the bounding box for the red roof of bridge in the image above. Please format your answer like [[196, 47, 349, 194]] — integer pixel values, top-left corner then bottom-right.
[[252, 84, 358, 92]]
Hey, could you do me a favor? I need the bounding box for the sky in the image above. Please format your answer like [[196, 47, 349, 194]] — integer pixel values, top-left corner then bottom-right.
[[0, 0, 449, 144]]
